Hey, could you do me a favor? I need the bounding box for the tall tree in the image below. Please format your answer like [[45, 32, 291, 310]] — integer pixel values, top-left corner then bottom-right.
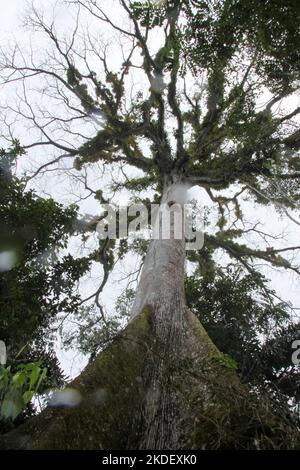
[[1, 0, 300, 449]]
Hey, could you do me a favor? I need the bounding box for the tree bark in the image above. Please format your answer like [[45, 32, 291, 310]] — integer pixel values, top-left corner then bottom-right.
[[129, 181, 188, 449], [0, 182, 297, 450]]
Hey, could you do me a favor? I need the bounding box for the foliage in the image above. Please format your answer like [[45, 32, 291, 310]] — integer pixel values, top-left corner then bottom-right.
[[0, 362, 47, 421], [0, 144, 90, 428], [62, 288, 135, 357], [185, 267, 300, 409], [0, 145, 90, 353]]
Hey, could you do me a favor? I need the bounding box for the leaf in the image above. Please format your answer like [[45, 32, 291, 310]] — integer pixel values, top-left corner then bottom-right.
[[23, 390, 34, 405], [28, 364, 41, 390], [12, 372, 26, 388], [1, 395, 23, 420], [35, 368, 47, 393]]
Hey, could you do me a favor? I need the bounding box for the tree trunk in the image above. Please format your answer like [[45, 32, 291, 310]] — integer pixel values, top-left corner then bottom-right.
[[0, 182, 297, 450], [129, 181, 190, 449]]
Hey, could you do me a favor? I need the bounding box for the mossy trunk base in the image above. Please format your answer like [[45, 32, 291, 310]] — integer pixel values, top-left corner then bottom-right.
[[1, 307, 298, 450]]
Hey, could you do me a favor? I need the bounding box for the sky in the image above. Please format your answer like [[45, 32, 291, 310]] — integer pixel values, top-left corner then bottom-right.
[[1, 0, 300, 380], [0, 0, 19, 28], [0, 0, 146, 378]]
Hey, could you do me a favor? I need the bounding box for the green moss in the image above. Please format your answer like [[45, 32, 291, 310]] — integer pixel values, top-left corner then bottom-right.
[[32, 306, 153, 449], [210, 352, 238, 370], [2, 306, 299, 450]]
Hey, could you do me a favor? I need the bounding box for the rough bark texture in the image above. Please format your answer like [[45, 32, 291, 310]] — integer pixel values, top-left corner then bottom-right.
[[130, 182, 190, 448], [0, 183, 298, 449]]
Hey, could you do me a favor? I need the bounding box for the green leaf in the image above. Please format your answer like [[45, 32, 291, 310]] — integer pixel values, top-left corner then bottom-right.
[[35, 368, 47, 393], [23, 390, 34, 405], [28, 364, 41, 390], [12, 372, 26, 388], [1, 396, 23, 420]]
